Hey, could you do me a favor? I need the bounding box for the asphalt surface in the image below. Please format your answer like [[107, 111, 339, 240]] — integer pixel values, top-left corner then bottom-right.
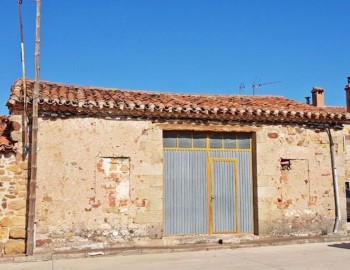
[[0, 241, 349, 270]]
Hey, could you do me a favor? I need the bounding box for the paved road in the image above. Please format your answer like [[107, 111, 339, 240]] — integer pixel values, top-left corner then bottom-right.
[[0, 241, 349, 270]]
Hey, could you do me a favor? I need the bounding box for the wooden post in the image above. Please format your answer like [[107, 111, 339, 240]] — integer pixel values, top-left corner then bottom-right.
[[26, 0, 41, 256], [17, 0, 28, 149]]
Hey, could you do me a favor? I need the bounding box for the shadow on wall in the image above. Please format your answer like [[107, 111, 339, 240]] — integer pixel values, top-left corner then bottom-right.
[[328, 243, 350, 250]]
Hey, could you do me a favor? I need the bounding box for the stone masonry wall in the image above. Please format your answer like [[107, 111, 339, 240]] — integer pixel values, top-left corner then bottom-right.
[[33, 117, 350, 252], [256, 125, 347, 236], [0, 115, 28, 255], [35, 116, 163, 252]]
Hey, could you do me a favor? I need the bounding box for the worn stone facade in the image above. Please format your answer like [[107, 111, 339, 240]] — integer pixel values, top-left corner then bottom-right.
[[0, 115, 28, 255], [28, 115, 349, 252], [35, 117, 163, 251], [1, 113, 349, 254], [256, 125, 348, 236]]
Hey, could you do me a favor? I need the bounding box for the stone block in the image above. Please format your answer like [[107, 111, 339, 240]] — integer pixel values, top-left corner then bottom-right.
[[1, 176, 11, 182], [4, 240, 25, 254], [19, 162, 28, 170], [0, 216, 25, 228], [132, 164, 163, 176], [135, 176, 163, 187], [10, 131, 21, 142], [147, 224, 162, 239], [258, 187, 278, 198], [146, 198, 163, 211], [337, 165, 345, 177], [255, 132, 266, 143], [18, 191, 27, 198], [8, 115, 22, 123], [9, 229, 26, 239], [135, 187, 163, 199], [6, 165, 20, 173], [17, 208, 27, 216], [257, 197, 276, 210], [257, 221, 273, 235], [8, 199, 26, 210], [256, 163, 279, 176], [0, 227, 9, 240], [257, 175, 279, 187], [134, 211, 162, 224]]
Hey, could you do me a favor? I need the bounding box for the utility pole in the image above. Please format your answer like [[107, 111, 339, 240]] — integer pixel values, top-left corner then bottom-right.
[[17, 0, 28, 149], [26, 0, 41, 256]]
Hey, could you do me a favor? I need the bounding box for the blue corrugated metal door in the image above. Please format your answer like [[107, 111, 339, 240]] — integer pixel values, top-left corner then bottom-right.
[[164, 150, 208, 234], [211, 159, 236, 233]]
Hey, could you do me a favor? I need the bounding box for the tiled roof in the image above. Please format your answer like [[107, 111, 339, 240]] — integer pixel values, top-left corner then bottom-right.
[[7, 79, 350, 124], [0, 115, 14, 153]]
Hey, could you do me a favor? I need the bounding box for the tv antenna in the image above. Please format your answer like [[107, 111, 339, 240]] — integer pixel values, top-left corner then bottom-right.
[[252, 78, 281, 95], [238, 82, 245, 94]]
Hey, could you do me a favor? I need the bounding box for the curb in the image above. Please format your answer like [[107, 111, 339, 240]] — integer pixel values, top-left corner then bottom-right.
[[1, 234, 350, 264]]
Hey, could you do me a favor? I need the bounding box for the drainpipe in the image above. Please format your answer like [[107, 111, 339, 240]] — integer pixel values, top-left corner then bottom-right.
[[325, 127, 341, 233]]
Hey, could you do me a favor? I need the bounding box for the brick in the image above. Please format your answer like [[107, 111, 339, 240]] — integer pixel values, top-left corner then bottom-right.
[[12, 121, 21, 131], [267, 132, 278, 139], [36, 238, 52, 247]]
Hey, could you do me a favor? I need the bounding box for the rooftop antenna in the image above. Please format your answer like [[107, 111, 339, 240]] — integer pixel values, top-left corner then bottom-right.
[[252, 78, 281, 95], [239, 82, 245, 94]]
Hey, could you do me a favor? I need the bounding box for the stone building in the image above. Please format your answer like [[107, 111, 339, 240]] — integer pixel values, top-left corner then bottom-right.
[[1, 78, 350, 255], [0, 115, 28, 254]]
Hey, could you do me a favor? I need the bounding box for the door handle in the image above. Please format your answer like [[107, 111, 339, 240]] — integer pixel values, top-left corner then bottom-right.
[[211, 196, 215, 200]]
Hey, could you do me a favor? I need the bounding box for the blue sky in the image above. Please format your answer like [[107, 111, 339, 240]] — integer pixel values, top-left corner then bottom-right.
[[0, 0, 349, 115]]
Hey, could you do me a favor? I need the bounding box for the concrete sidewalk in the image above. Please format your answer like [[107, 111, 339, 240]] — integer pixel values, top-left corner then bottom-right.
[[0, 241, 349, 270]]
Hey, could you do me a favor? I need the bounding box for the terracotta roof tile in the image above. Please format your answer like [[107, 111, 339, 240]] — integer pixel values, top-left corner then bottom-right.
[[0, 115, 14, 153], [6, 79, 350, 124]]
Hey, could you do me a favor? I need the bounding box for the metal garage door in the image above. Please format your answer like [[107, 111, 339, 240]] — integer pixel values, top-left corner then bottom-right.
[[163, 132, 253, 235]]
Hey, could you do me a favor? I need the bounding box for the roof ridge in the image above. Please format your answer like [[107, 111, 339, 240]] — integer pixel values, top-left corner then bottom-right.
[[15, 78, 287, 98]]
